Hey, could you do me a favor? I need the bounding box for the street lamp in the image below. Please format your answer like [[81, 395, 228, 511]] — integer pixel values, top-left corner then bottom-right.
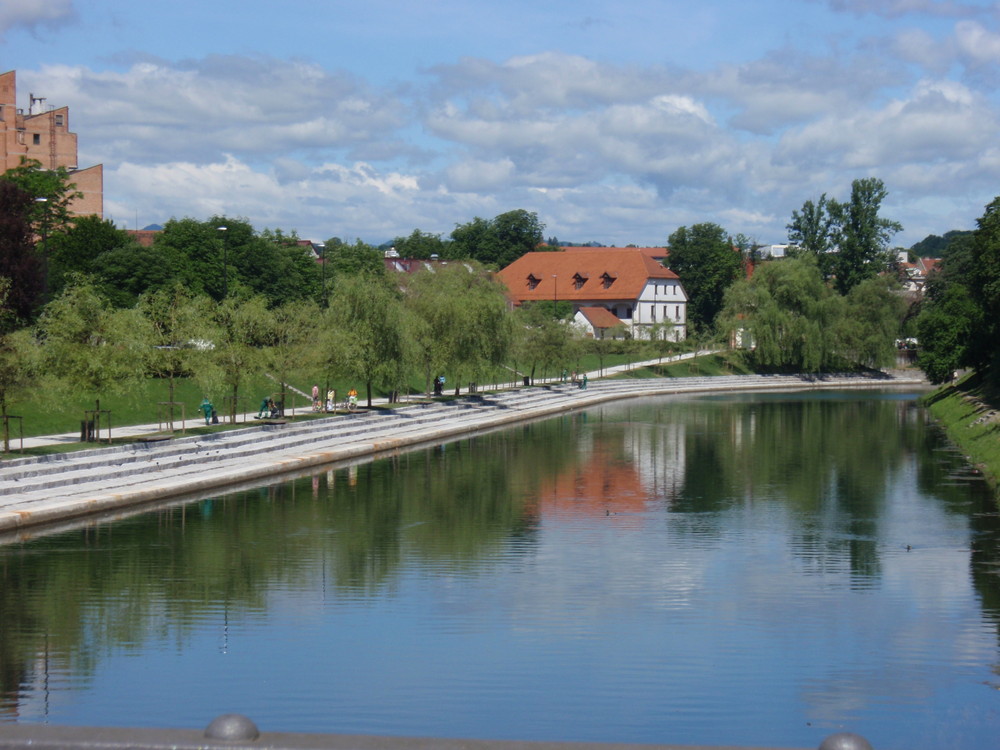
[[552, 274, 558, 315], [34, 197, 49, 302], [217, 226, 228, 298]]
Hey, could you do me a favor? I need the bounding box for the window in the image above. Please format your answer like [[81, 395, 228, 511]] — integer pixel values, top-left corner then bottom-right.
[[527, 274, 540, 291], [663, 305, 668, 319], [601, 272, 616, 289], [675, 305, 680, 321], [651, 306, 657, 322], [33, 133, 41, 145], [54, 114, 64, 127], [573, 272, 588, 290]]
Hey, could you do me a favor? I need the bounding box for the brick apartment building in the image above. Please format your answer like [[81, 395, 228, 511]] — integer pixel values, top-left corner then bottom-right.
[[0, 70, 103, 218]]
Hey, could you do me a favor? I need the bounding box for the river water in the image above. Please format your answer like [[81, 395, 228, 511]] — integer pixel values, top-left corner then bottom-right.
[[1, 390, 998, 748]]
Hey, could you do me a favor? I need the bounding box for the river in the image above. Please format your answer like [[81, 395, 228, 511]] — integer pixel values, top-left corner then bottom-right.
[[1, 389, 997, 748]]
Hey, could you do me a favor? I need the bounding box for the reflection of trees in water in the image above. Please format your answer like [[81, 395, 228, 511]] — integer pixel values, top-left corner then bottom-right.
[[592, 395, 931, 583], [0, 417, 579, 715]]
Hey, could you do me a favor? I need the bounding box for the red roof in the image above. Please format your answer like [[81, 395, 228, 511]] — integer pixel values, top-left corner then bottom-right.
[[578, 306, 626, 329], [497, 248, 680, 304]]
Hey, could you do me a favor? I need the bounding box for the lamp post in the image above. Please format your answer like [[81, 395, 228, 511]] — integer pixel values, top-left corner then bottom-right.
[[552, 274, 558, 317], [217, 226, 228, 298], [34, 197, 49, 302]]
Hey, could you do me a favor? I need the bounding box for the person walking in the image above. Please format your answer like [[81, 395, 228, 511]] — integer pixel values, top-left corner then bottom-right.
[[199, 397, 214, 426]]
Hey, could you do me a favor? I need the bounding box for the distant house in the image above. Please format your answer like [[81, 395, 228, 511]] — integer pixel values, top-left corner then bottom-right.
[[897, 254, 941, 294], [497, 248, 687, 341]]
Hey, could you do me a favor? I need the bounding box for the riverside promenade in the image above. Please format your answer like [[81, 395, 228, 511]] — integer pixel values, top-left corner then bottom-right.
[[0, 362, 929, 539]]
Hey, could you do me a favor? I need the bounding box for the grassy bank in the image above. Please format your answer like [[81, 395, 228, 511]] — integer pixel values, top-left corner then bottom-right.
[[922, 371, 1000, 496]]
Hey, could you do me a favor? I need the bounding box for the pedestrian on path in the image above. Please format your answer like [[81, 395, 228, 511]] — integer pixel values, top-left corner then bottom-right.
[[199, 398, 214, 425]]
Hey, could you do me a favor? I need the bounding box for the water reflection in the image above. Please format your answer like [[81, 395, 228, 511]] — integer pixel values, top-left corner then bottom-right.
[[1, 391, 998, 748]]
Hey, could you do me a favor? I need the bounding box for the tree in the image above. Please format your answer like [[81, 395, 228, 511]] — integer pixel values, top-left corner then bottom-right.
[[915, 196, 1000, 382], [916, 284, 980, 383], [0, 180, 43, 322], [513, 302, 577, 384], [965, 196, 1000, 371], [201, 295, 271, 422], [46, 216, 140, 299], [838, 276, 905, 369], [138, 285, 215, 418], [36, 281, 150, 436], [833, 178, 903, 295], [0, 278, 40, 451], [404, 264, 512, 395], [325, 239, 385, 279], [329, 275, 408, 406], [450, 210, 544, 268], [666, 222, 743, 333], [787, 193, 838, 257], [719, 257, 843, 372], [2, 158, 82, 235], [788, 178, 902, 295], [261, 300, 321, 411], [391, 229, 448, 259]]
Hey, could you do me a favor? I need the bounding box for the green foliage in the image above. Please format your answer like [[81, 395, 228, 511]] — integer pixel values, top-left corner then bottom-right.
[[200, 295, 272, 421], [329, 275, 408, 404], [916, 195, 1000, 384], [917, 284, 980, 384], [513, 302, 580, 382], [909, 230, 972, 259], [0, 180, 42, 323], [391, 229, 447, 259], [450, 209, 544, 268], [36, 281, 151, 407], [666, 222, 743, 332], [404, 264, 513, 393], [787, 178, 902, 295], [720, 257, 841, 371], [838, 275, 905, 369], [325, 239, 385, 279], [1, 157, 81, 234]]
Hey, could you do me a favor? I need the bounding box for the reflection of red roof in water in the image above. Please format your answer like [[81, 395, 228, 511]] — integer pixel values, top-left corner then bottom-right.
[[524, 442, 650, 518]]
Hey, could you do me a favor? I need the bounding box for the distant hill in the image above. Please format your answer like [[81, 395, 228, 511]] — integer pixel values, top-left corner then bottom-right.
[[909, 230, 972, 257]]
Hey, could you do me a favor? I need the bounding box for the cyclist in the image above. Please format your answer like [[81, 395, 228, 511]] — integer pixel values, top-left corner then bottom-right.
[[347, 387, 358, 410]]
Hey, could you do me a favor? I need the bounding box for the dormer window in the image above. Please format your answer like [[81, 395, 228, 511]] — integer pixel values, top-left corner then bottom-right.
[[573, 272, 588, 290], [601, 272, 616, 289], [527, 274, 540, 290]]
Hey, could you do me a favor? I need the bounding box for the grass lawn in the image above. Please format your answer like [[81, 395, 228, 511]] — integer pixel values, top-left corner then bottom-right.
[[922, 371, 1000, 496]]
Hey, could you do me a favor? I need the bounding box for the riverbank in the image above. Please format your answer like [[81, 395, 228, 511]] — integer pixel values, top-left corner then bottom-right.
[[0, 371, 929, 539], [922, 372, 1000, 497]]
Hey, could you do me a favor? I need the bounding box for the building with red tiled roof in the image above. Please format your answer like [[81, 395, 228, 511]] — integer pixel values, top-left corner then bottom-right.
[[497, 248, 687, 341]]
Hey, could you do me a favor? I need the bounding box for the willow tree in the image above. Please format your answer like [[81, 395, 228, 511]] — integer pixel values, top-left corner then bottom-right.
[[200, 295, 271, 422], [262, 299, 322, 411], [719, 257, 843, 372], [329, 275, 408, 406], [138, 285, 215, 424], [404, 264, 513, 395], [37, 281, 150, 437]]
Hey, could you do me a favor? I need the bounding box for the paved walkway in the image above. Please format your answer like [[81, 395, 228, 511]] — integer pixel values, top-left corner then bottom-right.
[[0, 360, 929, 539], [12, 353, 706, 450]]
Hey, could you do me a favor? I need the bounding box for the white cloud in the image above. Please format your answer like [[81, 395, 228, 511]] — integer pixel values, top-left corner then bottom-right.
[[954, 19, 1000, 64], [31, 59, 410, 167], [0, 0, 74, 37]]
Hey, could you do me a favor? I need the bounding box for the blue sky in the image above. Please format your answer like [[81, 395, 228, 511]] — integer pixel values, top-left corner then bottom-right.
[[3, 0, 1000, 247]]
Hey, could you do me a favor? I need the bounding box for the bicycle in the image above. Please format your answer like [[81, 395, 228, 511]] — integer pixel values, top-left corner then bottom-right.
[[340, 397, 358, 412]]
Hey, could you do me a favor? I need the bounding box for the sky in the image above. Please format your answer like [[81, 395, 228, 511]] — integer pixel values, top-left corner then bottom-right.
[[3, 0, 1000, 247]]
